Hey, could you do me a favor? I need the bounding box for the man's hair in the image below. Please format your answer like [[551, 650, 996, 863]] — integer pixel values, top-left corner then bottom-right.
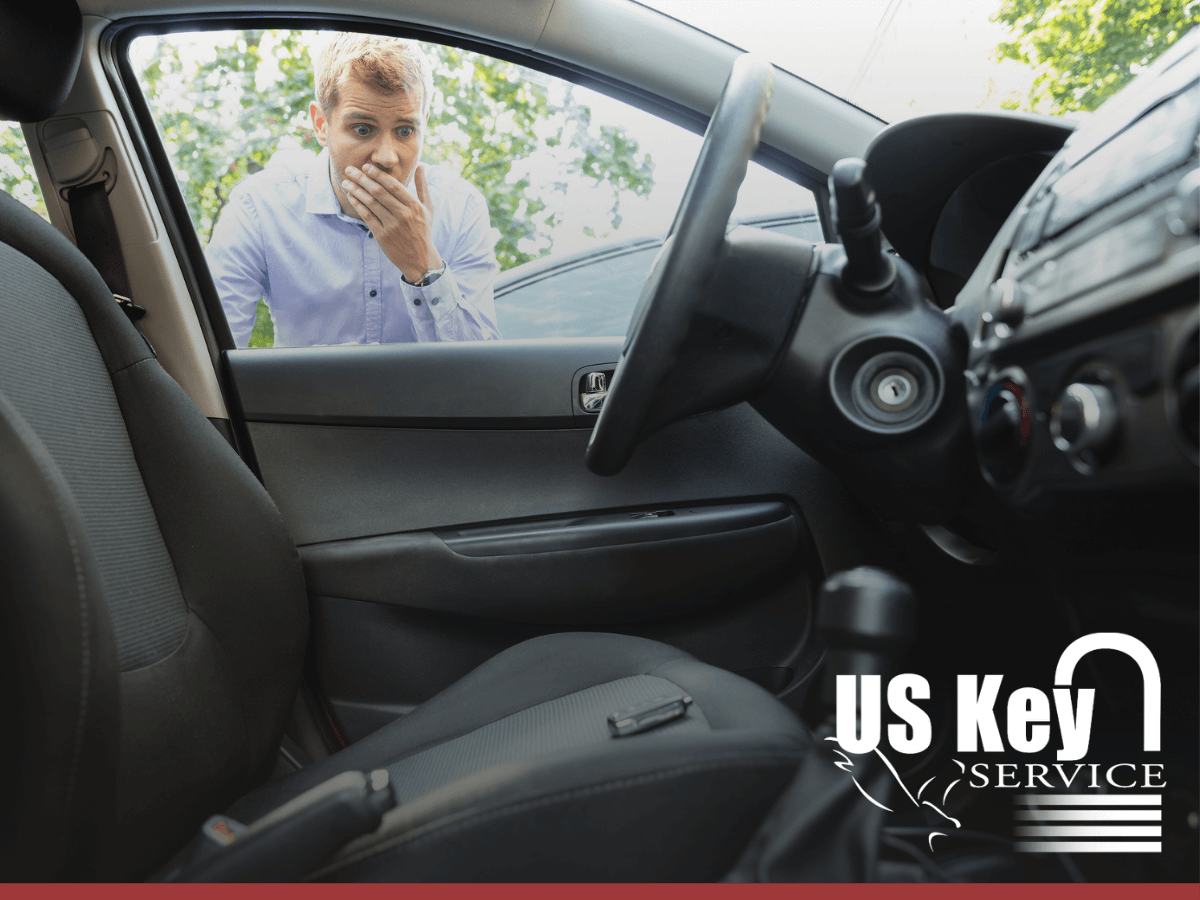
[[315, 33, 433, 118]]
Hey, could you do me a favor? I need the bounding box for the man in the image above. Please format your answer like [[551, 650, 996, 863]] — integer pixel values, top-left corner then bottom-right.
[[206, 33, 501, 346]]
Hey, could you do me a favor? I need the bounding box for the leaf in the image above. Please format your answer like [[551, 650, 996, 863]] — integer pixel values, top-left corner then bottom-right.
[[993, 0, 1200, 114]]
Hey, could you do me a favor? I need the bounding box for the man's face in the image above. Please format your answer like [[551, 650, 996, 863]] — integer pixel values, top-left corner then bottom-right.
[[311, 75, 426, 219]]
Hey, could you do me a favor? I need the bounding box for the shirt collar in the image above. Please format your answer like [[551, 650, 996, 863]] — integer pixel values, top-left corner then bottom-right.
[[305, 147, 343, 217]]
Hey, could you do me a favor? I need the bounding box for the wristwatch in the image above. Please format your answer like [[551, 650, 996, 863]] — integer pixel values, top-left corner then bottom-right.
[[401, 260, 447, 287]]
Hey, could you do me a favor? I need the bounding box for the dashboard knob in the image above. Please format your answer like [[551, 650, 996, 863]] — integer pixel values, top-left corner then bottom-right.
[[986, 278, 1027, 326], [977, 381, 1032, 485], [1050, 382, 1119, 463]]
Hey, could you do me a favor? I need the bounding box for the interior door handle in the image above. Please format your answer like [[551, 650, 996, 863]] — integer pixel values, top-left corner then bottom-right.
[[581, 371, 608, 412]]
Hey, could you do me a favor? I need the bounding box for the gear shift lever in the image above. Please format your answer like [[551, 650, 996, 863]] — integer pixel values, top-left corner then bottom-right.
[[728, 567, 918, 883], [817, 566, 918, 710], [830, 158, 897, 297]]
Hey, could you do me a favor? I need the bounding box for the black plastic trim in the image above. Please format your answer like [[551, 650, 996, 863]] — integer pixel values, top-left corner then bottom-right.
[[435, 499, 789, 556], [298, 498, 802, 624], [226, 338, 624, 429]]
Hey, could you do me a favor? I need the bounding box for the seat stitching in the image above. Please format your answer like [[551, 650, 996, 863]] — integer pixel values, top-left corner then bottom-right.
[[308, 751, 801, 879], [0, 393, 91, 822], [109, 355, 155, 378]]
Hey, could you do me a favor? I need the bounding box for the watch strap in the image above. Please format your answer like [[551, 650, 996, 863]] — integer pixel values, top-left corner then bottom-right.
[[402, 260, 447, 287]]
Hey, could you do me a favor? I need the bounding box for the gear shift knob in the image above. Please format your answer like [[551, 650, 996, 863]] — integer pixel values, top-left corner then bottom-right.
[[817, 565, 917, 653], [817, 566, 917, 707], [830, 158, 897, 297]]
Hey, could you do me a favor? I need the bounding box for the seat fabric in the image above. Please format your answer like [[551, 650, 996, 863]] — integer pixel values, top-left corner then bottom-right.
[[0, 190, 308, 880], [227, 632, 809, 882]]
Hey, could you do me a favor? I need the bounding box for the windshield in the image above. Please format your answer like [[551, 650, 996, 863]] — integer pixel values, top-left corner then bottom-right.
[[638, 0, 1199, 123]]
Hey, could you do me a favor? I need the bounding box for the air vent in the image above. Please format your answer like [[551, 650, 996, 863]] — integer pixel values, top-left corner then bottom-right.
[[1172, 326, 1199, 458]]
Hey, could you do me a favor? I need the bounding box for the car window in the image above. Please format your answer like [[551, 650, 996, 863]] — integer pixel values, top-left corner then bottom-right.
[[129, 29, 818, 346], [1, 122, 49, 221]]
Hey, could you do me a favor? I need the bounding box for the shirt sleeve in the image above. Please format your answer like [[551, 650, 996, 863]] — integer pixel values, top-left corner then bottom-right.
[[406, 188, 501, 342], [205, 188, 270, 349]]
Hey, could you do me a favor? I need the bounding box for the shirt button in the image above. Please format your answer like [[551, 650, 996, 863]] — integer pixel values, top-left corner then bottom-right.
[[370, 289, 377, 297], [413, 298, 422, 306], [430, 297, 439, 306]]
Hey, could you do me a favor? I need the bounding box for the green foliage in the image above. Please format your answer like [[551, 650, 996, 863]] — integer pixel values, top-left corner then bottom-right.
[[248, 297, 275, 348], [135, 30, 655, 274], [994, 0, 1200, 113], [0, 122, 48, 220], [139, 31, 319, 243], [424, 51, 654, 266]]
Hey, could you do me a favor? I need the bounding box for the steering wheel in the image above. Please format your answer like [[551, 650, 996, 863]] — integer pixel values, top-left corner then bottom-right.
[[586, 54, 776, 475]]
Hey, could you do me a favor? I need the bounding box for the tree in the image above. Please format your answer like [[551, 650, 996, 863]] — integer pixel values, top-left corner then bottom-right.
[[421, 46, 655, 267], [993, 0, 1200, 113], [138, 31, 319, 245]]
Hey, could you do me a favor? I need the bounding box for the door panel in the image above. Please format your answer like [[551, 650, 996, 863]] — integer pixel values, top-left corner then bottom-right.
[[228, 338, 622, 429], [298, 500, 800, 623], [245, 408, 835, 545], [226, 340, 857, 742], [233, 342, 842, 548]]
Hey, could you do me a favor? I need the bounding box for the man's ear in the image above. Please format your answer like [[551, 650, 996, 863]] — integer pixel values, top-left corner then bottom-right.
[[310, 101, 329, 147]]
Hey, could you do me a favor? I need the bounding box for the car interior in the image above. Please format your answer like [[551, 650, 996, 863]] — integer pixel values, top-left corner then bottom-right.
[[1, 0, 1196, 883]]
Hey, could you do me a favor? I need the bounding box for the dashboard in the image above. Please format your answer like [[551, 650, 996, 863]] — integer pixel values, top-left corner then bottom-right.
[[873, 32, 1199, 512]]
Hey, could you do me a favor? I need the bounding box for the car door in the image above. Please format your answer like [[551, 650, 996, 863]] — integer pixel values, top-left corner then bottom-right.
[[105, 14, 879, 746]]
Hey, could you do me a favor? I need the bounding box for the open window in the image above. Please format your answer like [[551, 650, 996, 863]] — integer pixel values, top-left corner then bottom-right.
[[125, 27, 820, 347]]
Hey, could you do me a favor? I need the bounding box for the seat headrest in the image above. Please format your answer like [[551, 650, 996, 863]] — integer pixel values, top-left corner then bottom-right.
[[0, 0, 84, 122]]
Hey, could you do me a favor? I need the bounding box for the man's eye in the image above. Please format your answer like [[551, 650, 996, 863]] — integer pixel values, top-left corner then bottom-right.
[[352, 125, 372, 137], [399, 126, 414, 138]]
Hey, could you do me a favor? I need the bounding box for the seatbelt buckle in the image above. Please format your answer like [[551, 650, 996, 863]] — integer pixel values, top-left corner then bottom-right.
[[165, 769, 395, 882], [113, 293, 146, 322], [201, 815, 248, 847], [608, 694, 693, 737], [114, 293, 155, 356]]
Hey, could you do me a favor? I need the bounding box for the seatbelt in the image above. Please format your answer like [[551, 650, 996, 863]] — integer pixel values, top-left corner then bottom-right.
[[66, 181, 149, 331]]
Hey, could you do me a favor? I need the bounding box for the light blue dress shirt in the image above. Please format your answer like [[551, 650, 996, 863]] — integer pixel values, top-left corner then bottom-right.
[[205, 144, 501, 347]]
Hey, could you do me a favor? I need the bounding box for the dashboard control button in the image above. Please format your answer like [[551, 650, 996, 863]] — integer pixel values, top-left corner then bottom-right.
[[979, 388, 1025, 447], [1050, 382, 1119, 465], [977, 379, 1033, 485]]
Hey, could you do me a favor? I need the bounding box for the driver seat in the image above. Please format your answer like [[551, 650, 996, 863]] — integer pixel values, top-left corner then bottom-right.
[[0, 2, 809, 882]]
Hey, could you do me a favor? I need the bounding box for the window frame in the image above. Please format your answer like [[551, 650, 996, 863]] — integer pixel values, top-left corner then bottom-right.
[[102, 12, 831, 362]]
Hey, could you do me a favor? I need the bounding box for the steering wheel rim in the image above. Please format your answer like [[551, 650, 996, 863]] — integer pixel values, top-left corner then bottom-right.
[[586, 54, 775, 475]]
